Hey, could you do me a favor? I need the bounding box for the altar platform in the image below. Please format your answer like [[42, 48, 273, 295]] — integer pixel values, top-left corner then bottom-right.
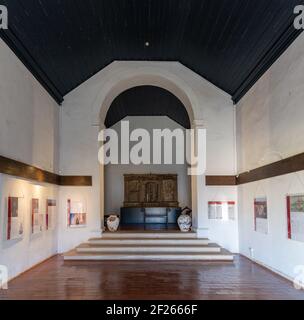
[[63, 231, 234, 261]]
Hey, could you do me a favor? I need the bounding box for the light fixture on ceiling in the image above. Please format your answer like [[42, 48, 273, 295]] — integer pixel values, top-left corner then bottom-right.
[[145, 41, 150, 47]]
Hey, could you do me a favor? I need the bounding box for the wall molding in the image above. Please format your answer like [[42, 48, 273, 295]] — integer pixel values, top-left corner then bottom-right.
[[0, 156, 92, 186], [2, 152, 304, 187], [206, 152, 304, 185], [59, 175, 92, 186], [236, 152, 304, 185], [205, 176, 236, 186]]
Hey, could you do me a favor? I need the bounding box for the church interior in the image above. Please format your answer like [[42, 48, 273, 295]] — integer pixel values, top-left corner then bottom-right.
[[1, 1, 304, 301]]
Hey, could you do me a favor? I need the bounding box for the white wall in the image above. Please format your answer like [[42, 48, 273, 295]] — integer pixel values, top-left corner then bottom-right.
[[0, 39, 59, 280], [0, 175, 58, 280], [105, 116, 191, 213], [236, 32, 304, 279], [57, 185, 100, 253], [207, 186, 239, 253], [0, 40, 59, 173], [59, 61, 238, 252]]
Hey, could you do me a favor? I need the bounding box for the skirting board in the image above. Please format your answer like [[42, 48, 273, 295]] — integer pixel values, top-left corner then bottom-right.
[[240, 253, 295, 284], [7, 254, 57, 283]]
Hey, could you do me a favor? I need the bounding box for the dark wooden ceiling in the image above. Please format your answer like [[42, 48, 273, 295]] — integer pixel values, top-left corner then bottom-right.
[[0, 0, 303, 105], [105, 86, 191, 128]]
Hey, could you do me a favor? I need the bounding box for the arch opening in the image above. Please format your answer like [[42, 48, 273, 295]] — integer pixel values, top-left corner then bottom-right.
[[104, 85, 191, 129], [97, 70, 196, 129], [97, 69, 202, 233]]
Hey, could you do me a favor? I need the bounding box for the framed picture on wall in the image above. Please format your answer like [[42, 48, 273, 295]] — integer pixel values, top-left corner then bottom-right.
[[254, 197, 268, 234], [67, 199, 87, 228], [208, 202, 223, 220], [7, 196, 24, 241], [31, 198, 43, 234], [228, 201, 236, 220], [287, 194, 304, 243], [208, 201, 236, 221], [46, 199, 56, 230]]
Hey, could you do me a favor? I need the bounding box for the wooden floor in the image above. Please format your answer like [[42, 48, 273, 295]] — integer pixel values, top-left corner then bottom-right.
[[1, 255, 304, 300]]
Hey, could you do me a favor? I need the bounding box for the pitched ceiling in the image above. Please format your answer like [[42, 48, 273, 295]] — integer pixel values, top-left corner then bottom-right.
[[0, 0, 303, 105]]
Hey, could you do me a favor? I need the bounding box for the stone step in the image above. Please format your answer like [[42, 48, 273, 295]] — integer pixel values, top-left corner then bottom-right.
[[101, 231, 197, 239], [88, 237, 210, 245], [76, 243, 221, 253], [64, 249, 234, 261]]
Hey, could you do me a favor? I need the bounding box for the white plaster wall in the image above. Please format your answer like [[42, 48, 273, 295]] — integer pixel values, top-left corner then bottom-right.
[[206, 186, 239, 253], [105, 116, 191, 213], [57, 185, 100, 253], [62, 61, 236, 176], [59, 61, 237, 252], [236, 33, 304, 279], [0, 39, 59, 173], [0, 175, 58, 281], [0, 39, 59, 280], [237, 33, 304, 172], [58, 108, 101, 252]]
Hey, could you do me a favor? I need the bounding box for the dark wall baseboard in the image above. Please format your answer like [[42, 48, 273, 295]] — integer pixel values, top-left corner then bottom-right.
[[207, 152, 304, 186], [1, 151, 304, 187], [205, 152, 304, 185], [206, 175, 236, 186], [0, 156, 92, 186], [59, 175, 92, 186], [236, 152, 304, 185]]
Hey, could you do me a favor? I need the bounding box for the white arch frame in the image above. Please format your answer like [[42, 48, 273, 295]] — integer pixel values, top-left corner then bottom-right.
[[96, 62, 207, 236]]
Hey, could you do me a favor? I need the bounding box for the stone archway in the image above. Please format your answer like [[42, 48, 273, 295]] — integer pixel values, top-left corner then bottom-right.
[[96, 62, 207, 237]]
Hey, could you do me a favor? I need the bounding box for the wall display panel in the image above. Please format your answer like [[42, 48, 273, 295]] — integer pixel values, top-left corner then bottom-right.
[[254, 197, 268, 234], [31, 198, 43, 234], [7, 197, 24, 241], [287, 195, 304, 242], [228, 201, 236, 220], [208, 201, 235, 220], [46, 199, 56, 230], [67, 199, 87, 228], [208, 202, 223, 220]]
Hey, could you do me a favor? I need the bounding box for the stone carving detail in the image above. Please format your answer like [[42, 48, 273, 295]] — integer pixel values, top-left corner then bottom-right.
[[124, 174, 178, 207]]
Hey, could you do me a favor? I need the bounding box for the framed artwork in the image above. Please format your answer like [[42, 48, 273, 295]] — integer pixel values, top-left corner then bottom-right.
[[208, 202, 223, 219], [254, 197, 268, 234], [208, 201, 235, 220], [7, 197, 24, 241], [46, 199, 56, 230], [287, 195, 304, 243], [228, 201, 236, 220], [31, 198, 43, 234], [67, 199, 87, 228]]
